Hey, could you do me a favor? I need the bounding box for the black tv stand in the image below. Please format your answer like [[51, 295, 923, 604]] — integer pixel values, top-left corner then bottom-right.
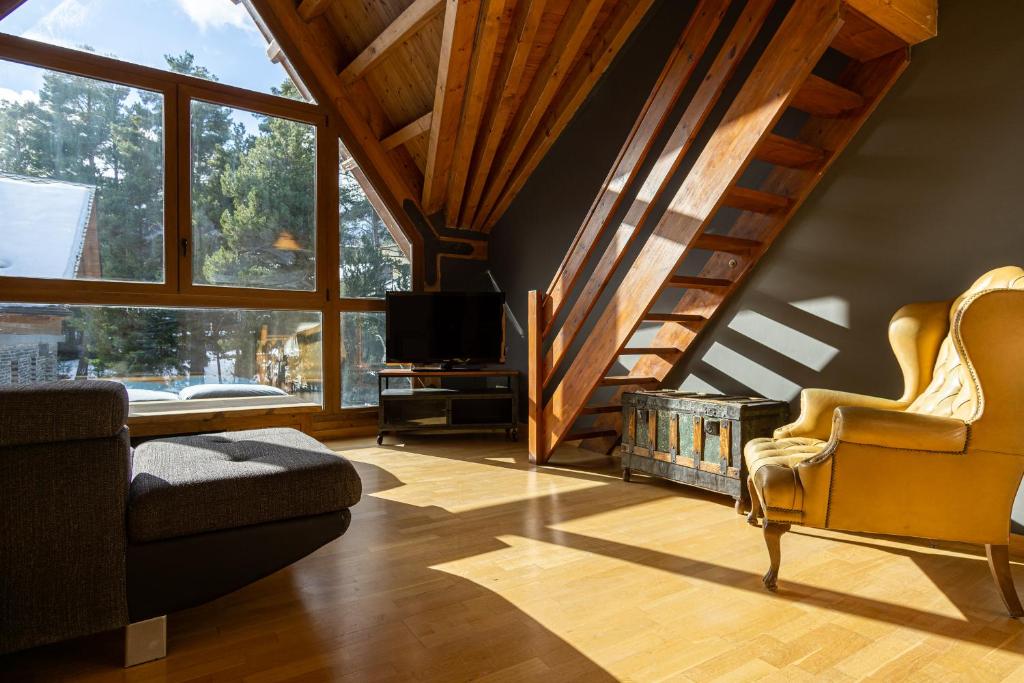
[[377, 368, 519, 445], [412, 363, 484, 372]]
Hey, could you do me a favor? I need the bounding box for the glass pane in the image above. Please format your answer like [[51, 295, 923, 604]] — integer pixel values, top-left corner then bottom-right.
[[341, 311, 408, 408], [0, 60, 164, 283], [339, 147, 411, 298], [2, 0, 311, 101], [191, 100, 316, 291], [0, 303, 322, 407]]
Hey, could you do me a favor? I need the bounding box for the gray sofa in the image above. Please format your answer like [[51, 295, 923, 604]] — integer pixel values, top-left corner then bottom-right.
[[0, 381, 361, 663]]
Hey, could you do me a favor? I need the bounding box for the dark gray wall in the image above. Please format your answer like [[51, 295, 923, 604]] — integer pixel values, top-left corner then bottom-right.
[[449, 0, 1024, 521]]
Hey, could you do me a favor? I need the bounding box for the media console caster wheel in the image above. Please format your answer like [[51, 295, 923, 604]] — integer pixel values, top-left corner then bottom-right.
[[511, 429, 519, 442], [376, 433, 383, 446], [622, 468, 631, 483]]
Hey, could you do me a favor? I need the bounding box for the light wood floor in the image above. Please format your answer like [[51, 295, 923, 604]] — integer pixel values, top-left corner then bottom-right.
[[4, 435, 1024, 682]]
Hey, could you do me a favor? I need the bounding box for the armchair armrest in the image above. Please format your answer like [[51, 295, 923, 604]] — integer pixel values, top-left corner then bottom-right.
[[0, 380, 127, 447], [774, 389, 908, 440], [832, 406, 968, 452]]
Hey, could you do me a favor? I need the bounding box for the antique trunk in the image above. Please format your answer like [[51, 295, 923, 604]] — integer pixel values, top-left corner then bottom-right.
[[620, 391, 789, 508]]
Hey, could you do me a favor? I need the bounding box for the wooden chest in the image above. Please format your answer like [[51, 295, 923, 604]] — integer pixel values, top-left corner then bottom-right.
[[620, 391, 789, 508]]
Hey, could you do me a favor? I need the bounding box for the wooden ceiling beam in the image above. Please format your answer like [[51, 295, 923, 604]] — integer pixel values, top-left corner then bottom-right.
[[478, 0, 656, 231], [296, 0, 333, 21], [422, 0, 481, 214], [250, 0, 427, 272], [381, 112, 433, 150], [470, 0, 605, 230], [459, 0, 549, 227], [339, 0, 445, 86], [0, 0, 28, 21], [443, 0, 509, 225]]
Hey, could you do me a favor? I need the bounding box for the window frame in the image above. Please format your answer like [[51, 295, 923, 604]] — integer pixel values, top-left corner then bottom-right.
[[0, 32, 411, 431]]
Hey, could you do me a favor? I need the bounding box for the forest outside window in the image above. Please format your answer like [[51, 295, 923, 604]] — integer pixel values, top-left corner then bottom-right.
[[0, 10, 418, 421], [190, 98, 317, 291], [0, 60, 165, 283]]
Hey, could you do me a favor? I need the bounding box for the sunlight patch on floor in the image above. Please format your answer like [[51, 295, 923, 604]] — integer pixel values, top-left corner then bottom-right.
[[341, 443, 606, 513]]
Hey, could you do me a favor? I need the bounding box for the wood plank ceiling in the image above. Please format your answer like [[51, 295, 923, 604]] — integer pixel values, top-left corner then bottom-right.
[[253, 0, 656, 236]]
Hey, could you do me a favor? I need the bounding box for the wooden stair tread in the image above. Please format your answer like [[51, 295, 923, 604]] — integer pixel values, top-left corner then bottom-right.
[[666, 275, 732, 289], [643, 313, 705, 323], [723, 186, 791, 213], [599, 376, 660, 386], [619, 347, 682, 356], [692, 234, 762, 254], [791, 74, 864, 117], [580, 404, 622, 415], [565, 429, 619, 441], [755, 133, 827, 168]]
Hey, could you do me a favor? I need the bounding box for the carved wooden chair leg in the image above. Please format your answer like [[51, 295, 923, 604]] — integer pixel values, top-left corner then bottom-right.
[[986, 544, 1024, 617], [762, 522, 790, 592], [746, 477, 762, 527]]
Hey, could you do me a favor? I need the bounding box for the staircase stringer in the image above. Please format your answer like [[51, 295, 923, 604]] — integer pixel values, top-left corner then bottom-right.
[[542, 0, 731, 332], [543, 0, 777, 388], [581, 46, 911, 453], [537, 0, 844, 461]]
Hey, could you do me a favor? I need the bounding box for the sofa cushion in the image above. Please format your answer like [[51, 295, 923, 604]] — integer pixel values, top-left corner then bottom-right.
[[0, 380, 127, 447], [178, 383, 289, 400], [128, 428, 361, 543]]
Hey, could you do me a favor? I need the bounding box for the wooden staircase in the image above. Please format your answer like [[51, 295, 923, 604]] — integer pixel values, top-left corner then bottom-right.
[[528, 0, 929, 463]]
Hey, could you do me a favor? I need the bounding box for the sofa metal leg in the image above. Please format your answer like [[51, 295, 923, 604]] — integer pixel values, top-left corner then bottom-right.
[[125, 615, 166, 667], [746, 477, 762, 527], [986, 544, 1024, 617], [762, 522, 790, 592]]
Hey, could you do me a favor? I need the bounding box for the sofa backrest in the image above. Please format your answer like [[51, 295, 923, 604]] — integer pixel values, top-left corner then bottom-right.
[[0, 380, 131, 655]]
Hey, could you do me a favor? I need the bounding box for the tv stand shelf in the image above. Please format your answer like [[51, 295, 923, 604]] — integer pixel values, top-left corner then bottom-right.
[[377, 368, 520, 444]]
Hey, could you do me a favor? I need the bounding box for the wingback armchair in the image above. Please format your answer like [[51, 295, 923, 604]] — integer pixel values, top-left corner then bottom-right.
[[744, 266, 1024, 615]]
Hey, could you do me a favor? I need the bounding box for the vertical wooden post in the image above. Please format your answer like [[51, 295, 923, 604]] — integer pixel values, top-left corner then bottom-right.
[[528, 289, 546, 464]]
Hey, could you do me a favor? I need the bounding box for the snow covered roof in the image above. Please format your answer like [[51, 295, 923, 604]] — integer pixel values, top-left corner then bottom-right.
[[0, 173, 96, 279]]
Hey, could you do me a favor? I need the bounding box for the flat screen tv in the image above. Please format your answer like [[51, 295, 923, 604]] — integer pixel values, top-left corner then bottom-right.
[[386, 291, 506, 368]]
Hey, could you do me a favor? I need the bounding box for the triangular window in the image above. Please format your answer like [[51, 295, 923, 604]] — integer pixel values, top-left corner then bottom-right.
[[1, 0, 312, 101]]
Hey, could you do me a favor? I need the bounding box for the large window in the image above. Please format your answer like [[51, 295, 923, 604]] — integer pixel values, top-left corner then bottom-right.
[[1, 0, 309, 101], [0, 304, 322, 406], [0, 23, 417, 424], [339, 151, 411, 298], [191, 100, 317, 291], [338, 148, 412, 408], [0, 61, 164, 283]]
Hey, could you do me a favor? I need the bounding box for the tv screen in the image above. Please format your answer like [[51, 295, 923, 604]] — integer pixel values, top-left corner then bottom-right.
[[386, 292, 506, 365]]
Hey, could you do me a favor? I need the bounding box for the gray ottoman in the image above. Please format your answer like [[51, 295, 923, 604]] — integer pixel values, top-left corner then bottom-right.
[[125, 428, 361, 623]]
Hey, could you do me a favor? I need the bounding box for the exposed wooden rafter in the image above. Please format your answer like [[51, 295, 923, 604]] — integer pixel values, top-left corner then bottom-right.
[[478, 0, 656, 231], [470, 0, 605, 229], [296, 0, 333, 21], [422, 0, 481, 214], [0, 0, 27, 21], [443, 0, 508, 225], [338, 0, 445, 86], [381, 112, 432, 150], [459, 0, 548, 227]]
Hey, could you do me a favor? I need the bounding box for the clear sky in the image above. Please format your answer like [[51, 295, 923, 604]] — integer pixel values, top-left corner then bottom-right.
[[0, 0, 299, 104]]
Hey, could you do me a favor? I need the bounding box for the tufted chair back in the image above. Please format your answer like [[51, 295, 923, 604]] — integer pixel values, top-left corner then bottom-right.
[[906, 266, 1024, 421]]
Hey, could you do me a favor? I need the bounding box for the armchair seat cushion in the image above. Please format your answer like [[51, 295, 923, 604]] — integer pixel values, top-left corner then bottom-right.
[[128, 428, 361, 543], [744, 436, 827, 476], [744, 437, 828, 522]]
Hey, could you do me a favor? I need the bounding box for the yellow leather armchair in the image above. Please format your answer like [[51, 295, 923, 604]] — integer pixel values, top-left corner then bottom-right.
[[744, 266, 1024, 615]]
